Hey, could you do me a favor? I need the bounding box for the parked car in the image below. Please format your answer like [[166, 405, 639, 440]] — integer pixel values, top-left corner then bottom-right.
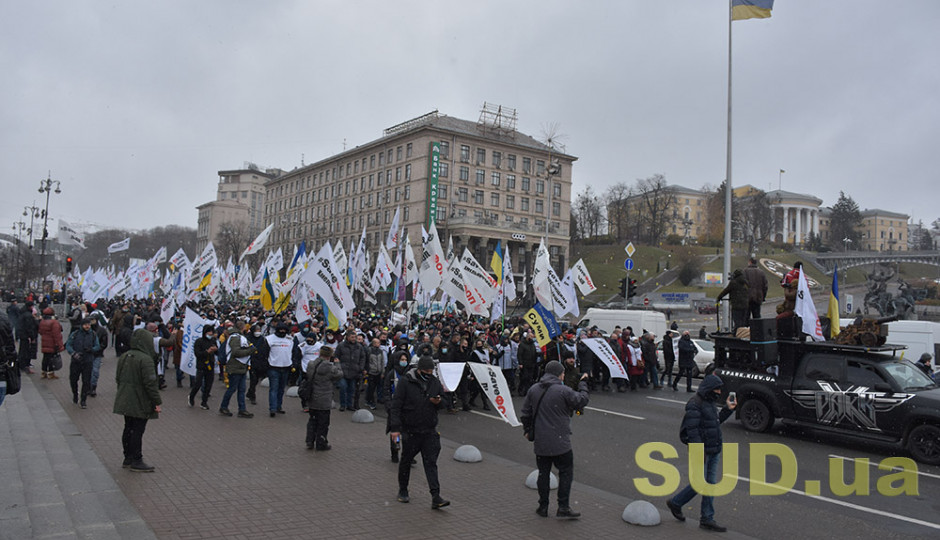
[[657, 338, 715, 378], [693, 300, 718, 314]]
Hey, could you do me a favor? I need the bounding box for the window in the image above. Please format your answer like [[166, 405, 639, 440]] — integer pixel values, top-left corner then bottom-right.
[[476, 169, 485, 184], [474, 210, 483, 219], [507, 154, 516, 170], [505, 215, 514, 223], [521, 177, 530, 191], [553, 183, 561, 197], [492, 151, 501, 168], [458, 188, 468, 202], [535, 200, 544, 214], [395, 188, 401, 202], [523, 157, 531, 173], [396, 146, 403, 161], [387, 149, 393, 163], [396, 167, 402, 181], [507, 174, 516, 189], [404, 185, 411, 200], [537, 160, 545, 175], [491, 193, 500, 206], [379, 152, 385, 166], [460, 145, 470, 162], [536, 180, 545, 194], [521, 197, 529, 211], [440, 162, 449, 177], [439, 185, 448, 199], [553, 202, 561, 216], [803, 356, 842, 382], [520, 217, 528, 225], [506, 195, 515, 209], [404, 206, 410, 221], [847, 361, 888, 388], [370, 155, 375, 169], [354, 161, 359, 174], [440, 141, 450, 159], [476, 148, 486, 165], [346, 163, 352, 176], [460, 166, 469, 182], [474, 190, 484, 205], [405, 164, 411, 180], [491, 172, 501, 186], [406, 143, 413, 158], [458, 209, 467, 217]]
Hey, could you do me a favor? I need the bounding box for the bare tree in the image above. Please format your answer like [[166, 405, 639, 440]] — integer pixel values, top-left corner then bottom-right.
[[735, 191, 775, 253], [700, 183, 726, 245], [605, 181, 633, 242], [572, 186, 603, 240], [215, 221, 251, 263], [635, 174, 676, 244]]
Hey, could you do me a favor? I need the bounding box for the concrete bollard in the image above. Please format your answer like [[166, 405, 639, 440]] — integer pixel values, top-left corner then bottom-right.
[[351, 409, 375, 423], [525, 470, 557, 490], [622, 501, 661, 526], [453, 445, 482, 463], [285, 386, 299, 398]]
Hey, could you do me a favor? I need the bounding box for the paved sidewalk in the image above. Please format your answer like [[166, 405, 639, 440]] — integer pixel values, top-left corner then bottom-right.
[[6, 350, 755, 539]]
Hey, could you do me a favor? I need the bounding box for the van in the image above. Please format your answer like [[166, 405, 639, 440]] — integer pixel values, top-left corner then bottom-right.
[[577, 308, 667, 338]]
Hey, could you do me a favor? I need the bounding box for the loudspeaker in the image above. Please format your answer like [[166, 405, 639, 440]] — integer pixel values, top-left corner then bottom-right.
[[750, 318, 777, 342]]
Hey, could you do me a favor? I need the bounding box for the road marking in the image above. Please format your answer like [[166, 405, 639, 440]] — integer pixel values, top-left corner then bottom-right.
[[829, 454, 940, 481], [468, 410, 502, 421], [647, 396, 688, 405], [583, 406, 644, 420], [728, 473, 940, 531]]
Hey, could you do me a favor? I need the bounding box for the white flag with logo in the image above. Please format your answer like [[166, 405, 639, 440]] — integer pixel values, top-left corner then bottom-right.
[[502, 247, 516, 301], [561, 270, 580, 318], [240, 222, 274, 261], [57, 219, 86, 249], [108, 238, 130, 254], [466, 363, 521, 427], [418, 221, 446, 291], [169, 247, 191, 272], [160, 295, 176, 324], [795, 270, 825, 341], [582, 337, 628, 380], [385, 206, 401, 250], [179, 308, 207, 376], [572, 259, 597, 295]]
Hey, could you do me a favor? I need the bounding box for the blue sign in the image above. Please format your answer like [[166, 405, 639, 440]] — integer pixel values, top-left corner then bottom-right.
[[234, 265, 241, 274], [624, 258, 634, 271]]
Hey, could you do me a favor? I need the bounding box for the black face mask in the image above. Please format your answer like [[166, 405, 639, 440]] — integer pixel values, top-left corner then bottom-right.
[[705, 391, 721, 402], [418, 371, 430, 381], [275, 331, 287, 338]]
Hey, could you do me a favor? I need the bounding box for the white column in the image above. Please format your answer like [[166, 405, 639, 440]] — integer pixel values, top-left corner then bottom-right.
[[795, 207, 803, 246], [782, 206, 790, 244], [813, 210, 819, 238]]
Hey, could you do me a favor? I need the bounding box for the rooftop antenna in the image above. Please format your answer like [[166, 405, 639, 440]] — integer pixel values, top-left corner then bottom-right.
[[301, 153, 305, 167], [343, 138, 347, 151]]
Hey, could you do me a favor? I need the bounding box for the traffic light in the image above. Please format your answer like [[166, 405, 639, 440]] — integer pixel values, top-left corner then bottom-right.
[[627, 278, 637, 299], [618, 277, 628, 298], [65, 256, 73, 273]]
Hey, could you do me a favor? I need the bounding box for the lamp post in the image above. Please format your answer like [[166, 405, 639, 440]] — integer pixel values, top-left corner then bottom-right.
[[23, 204, 41, 250], [38, 173, 61, 289]]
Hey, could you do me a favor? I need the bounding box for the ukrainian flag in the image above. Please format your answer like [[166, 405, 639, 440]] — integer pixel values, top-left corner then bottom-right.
[[287, 240, 306, 278], [273, 291, 292, 314], [260, 268, 276, 311], [732, 0, 773, 20], [490, 241, 503, 284], [195, 268, 212, 291], [320, 297, 340, 331], [827, 264, 840, 339]]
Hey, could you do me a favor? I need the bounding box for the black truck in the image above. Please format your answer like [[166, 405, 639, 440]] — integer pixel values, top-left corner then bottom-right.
[[713, 317, 940, 465]]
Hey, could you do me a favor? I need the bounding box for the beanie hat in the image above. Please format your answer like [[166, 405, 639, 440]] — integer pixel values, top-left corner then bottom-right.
[[544, 360, 565, 377], [417, 355, 435, 371], [319, 346, 333, 358]]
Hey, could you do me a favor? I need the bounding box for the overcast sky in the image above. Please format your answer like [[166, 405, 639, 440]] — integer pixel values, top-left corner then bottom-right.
[[2, 1, 938, 239]]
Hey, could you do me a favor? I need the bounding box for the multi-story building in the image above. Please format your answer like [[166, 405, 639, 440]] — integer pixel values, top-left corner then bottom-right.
[[859, 209, 909, 252], [195, 166, 277, 253], [262, 108, 576, 294]]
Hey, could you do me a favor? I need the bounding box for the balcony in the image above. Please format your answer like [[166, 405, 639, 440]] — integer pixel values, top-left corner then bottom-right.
[[447, 215, 569, 237]]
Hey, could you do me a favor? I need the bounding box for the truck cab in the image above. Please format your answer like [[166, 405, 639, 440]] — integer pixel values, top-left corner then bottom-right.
[[713, 318, 940, 465]]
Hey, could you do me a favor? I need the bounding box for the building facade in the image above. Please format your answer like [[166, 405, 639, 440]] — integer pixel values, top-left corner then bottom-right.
[[195, 167, 276, 253], [859, 209, 909, 252], [262, 109, 576, 292], [764, 189, 823, 246]]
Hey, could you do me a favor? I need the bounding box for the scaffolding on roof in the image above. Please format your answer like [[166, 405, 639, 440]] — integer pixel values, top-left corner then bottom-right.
[[477, 102, 517, 139]]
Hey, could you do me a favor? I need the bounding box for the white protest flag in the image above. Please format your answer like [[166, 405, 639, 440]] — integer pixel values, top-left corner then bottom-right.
[[418, 221, 446, 291], [351, 226, 368, 290], [150, 246, 167, 266], [179, 308, 207, 376], [250, 266, 264, 295], [379, 243, 397, 277], [490, 287, 505, 323], [333, 241, 348, 277], [440, 256, 469, 305], [240, 222, 275, 261], [236, 266, 252, 295], [385, 206, 401, 250], [795, 269, 825, 341], [188, 242, 217, 290], [160, 295, 176, 324], [108, 238, 130, 254], [362, 272, 377, 304], [436, 363, 465, 393], [445, 236, 455, 263], [582, 337, 628, 380], [169, 247, 191, 272], [460, 248, 498, 305], [532, 239, 571, 317], [404, 234, 418, 286], [561, 270, 580, 318], [57, 219, 86, 249], [301, 242, 351, 328], [392, 249, 403, 278], [373, 249, 393, 289], [572, 258, 597, 295], [466, 363, 521, 427], [502, 247, 517, 301], [264, 248, 284, 281], [294, 282, 315, 324]]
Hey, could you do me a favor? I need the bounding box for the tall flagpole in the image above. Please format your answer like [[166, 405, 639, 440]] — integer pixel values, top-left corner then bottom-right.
[[722, 0, 734, 332]]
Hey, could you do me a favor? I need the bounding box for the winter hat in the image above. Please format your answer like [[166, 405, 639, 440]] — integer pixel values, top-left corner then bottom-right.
[[544, 360, 565, 377], [417, 355, 435, 371], [319, 346, 333, 358]]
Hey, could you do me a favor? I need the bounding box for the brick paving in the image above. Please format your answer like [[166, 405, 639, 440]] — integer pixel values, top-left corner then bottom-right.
[[26, 348, 752, 539]]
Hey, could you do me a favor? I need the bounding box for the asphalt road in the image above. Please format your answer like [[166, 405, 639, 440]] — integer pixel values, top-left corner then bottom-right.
[[418, 382, 940, 539]]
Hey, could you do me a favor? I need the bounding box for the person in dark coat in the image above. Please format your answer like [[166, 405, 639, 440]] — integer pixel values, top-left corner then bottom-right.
[[38, 307, 64, 379], [660, 330, 677, 388], [65, 318, 100, 408], [334, 330, 366, 411], [245, 323, 269, 404], [0, 312, 17, 408], [520, 360, 590, 519], [188, 325, 218, 410], [113, 328, 162, 472], [742, 256, 768, 322], [666, 374, 736, 532], [716, 269, 749, 331], [674, 331, 697, 392], [17, 302, 38, 374], [517, 332, 539, 397], [389, 355, 450, 510], [304, 346, 342, 450], [384, 352, 411, 463]]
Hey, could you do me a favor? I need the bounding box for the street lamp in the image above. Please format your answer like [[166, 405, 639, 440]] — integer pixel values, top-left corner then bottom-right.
[[37, 173, 62, 288]]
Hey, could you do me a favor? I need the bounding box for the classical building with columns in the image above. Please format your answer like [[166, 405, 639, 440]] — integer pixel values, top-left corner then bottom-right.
[[765, 189, 823, 246], [260, 107, 575, 296]]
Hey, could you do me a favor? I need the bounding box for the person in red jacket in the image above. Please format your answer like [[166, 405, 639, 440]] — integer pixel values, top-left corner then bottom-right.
[[38, 307, 65, 379]]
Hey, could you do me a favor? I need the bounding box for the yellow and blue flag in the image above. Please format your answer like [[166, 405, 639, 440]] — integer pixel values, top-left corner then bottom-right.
[[195, 268, 212, 291], [490, 241, 503, 284], [287, 240, 306, 277], [260, 268, 276, 311], [732, 0, 773, 20], [320, 297, 340, 331], [827, 264, 840, 339], [524, 302, 561, 348]]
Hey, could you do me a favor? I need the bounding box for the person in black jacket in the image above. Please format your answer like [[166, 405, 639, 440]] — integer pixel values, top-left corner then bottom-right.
[[389, 355, 450, 510], [17, 302, 38, 374], [245, 323, 270, 405], [674, 331, 697, 392], [1, 312, 18, 407], [188, 325, 218, 410], [516, 332, 538, 397], [660, 330, 677, 388], [666, 374, 736, 532]]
